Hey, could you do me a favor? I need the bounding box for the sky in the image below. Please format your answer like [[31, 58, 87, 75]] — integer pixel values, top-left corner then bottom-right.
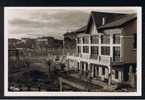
[[5, 7, 137, 40]]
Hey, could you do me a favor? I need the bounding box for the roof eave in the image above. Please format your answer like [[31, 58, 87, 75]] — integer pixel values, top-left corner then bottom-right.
[[98, 17, 137, 30]]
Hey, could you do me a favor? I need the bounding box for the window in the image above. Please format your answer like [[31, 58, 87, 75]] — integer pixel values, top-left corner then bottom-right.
[[83, 46, 89, 53], [102, 67, 105, 75], [133, 34, 137, 49], [115, 70, 119, 79], [113, 34, 120, 44], [83, 36, 89, 44], [101, 35, 110, 44], [91, 35, 99, 44], [91, 46, 98, 59], [113, 47, 120, 62], [77, 37, 81, 44], [77, 46, 81, 53], [101, 46, 110, 55], [91, 46, 98, 54]]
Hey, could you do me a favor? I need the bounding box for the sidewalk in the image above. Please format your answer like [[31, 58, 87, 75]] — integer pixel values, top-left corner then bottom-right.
[[70, 73, 118, 91], [70, 73, 107, 87], [60, 75, 103, 92]]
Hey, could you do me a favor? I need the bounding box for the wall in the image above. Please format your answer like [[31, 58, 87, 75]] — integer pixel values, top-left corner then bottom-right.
[[122, 19, 137, 36], [121, 19, 137, 63], [89, 18, 98, 34]]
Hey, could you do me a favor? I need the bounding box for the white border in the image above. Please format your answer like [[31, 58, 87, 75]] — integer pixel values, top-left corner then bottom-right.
[[4, 7, 142, 96]]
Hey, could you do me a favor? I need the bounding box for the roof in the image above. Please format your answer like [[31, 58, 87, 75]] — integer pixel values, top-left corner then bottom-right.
[[86, 11, 127, 33], [112, 63, 136, 72], [91, 11, 126, 25], [98, 14, 137, 29], [63, 25, 87, 37], [64, 11, 136, 37], [74, 25, 87, 33]]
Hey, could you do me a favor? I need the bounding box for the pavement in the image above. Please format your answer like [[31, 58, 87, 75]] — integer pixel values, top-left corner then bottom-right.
[[60, 74, 103, 92]]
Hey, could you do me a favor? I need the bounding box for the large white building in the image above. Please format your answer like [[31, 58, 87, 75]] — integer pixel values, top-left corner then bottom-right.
[[66, 11, 137, 86]]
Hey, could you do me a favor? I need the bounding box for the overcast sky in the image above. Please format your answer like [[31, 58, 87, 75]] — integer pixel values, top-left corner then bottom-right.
[[5, 7, 136, 40]]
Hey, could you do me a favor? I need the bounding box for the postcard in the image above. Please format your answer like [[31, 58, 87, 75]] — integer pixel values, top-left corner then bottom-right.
[[4, 7, 142, 96]]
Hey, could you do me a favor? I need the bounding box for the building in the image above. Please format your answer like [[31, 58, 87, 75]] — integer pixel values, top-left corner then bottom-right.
[[21, 38, 36, 49], [66, 11, 137, 88], [63, 26, 87, 56], [34, 37, 63, 56], [8, 38, 22, 49], [64, 26, 87, 49], [36, 37, 63, 49]]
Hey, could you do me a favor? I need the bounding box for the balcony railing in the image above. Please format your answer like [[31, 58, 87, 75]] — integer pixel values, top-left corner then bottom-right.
[[67, 53, 111, 66], [67, 52, 123, 67], [99, 56, 111, 65], [90, 54, 98, 59]]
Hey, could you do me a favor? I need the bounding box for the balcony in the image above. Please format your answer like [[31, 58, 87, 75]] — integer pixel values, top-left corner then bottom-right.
[[67, 53, 111, 66], [90, 54, 98, 59], [99, 56, 111, 65]]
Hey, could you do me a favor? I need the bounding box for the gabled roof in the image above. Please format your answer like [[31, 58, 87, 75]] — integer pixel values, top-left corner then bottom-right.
[[86, 11, 127, 33], [63, 11, 136, 38], [98, 14, 137, 29]]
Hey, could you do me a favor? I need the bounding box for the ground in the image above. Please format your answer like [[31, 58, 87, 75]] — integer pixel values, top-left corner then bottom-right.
[[8, 55, 136, 92]]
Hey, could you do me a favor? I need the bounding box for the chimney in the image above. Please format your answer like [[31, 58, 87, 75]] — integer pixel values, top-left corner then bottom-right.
[[102, 17, 106, 25]]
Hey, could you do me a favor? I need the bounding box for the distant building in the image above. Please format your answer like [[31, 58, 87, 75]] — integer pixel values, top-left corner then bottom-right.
[[34, 37, 63, 56], [21, 38, 36, 49], [8, 38, 21, 49], [36, 37, 63, 49], [66, 11, 137, 87], [63, 26, 87, 50]]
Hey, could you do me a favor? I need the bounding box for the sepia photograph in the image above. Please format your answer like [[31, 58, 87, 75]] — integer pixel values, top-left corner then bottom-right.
[[4, 7, 142, 96]]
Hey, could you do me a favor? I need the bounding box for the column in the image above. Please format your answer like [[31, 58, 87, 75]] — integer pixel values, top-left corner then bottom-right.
[[92, 65, 95, 78], [108, 60, 112, 87], [98, 35, 101, 56], [110, 34, 113, 59], [80, 62, 82, 73], [88, 62, 90, 71], [84, 62, 86, 72], [59, 77, 63, 91], [88, 35, 91, 56], [77, 62, 80, 72], [120, 36, 123, 62], [108, 72, 112, 86], [128, 65, 136, 88]]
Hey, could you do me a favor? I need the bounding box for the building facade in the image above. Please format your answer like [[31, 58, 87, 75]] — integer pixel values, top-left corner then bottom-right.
[[66, 12, 137, 87]]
